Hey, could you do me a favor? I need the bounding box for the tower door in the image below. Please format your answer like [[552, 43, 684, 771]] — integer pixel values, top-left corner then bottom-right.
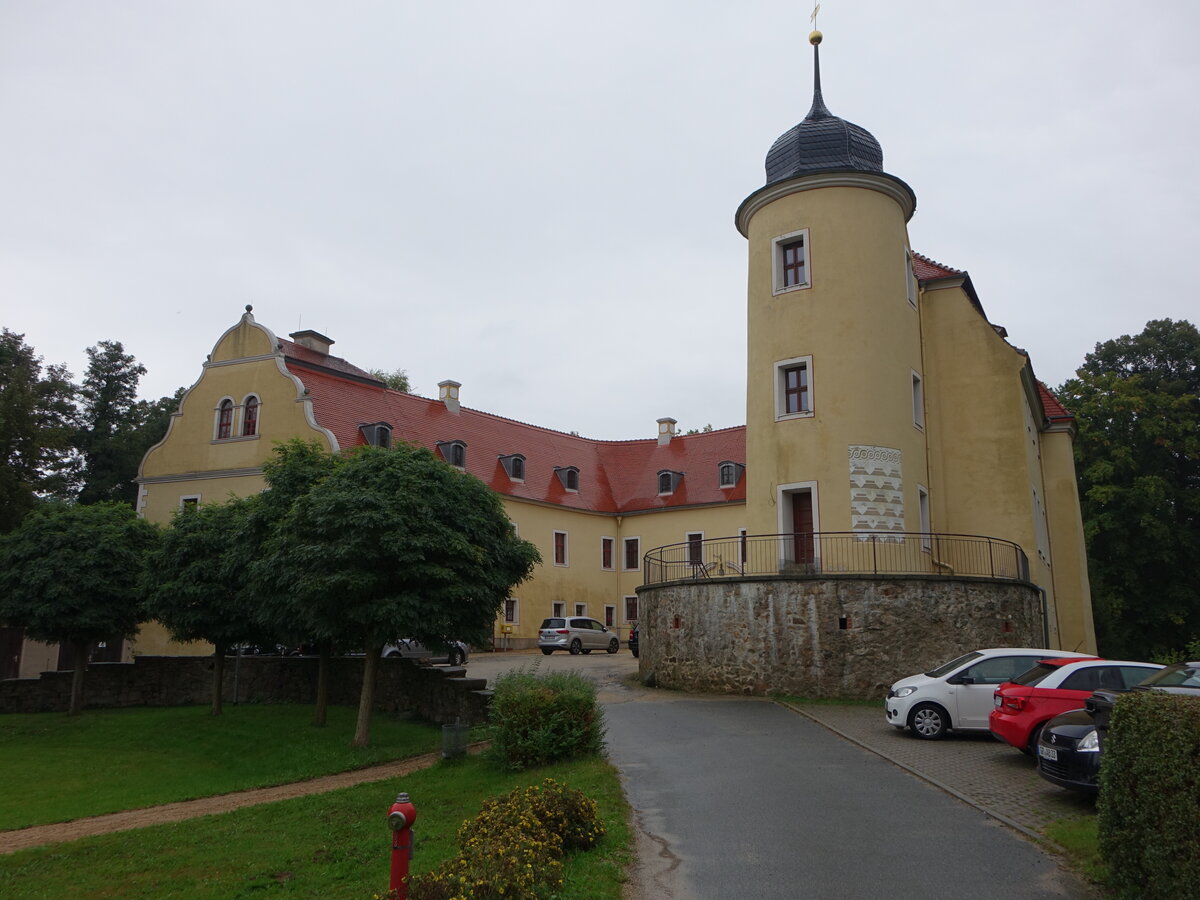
[[792, 492, 814, 564]]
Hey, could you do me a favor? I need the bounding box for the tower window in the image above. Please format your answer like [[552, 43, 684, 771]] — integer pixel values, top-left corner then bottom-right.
[[911, 372, 925, 430], [775, 356, 814, 420], [772, 229, 811, 294]]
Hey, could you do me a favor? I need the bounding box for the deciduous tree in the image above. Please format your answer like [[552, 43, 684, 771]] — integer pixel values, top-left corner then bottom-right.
[[0, 329, 77, 530], [0, 502, 158, 714], [143, 498, 265, 715], [254, 443, 540, 746], [1056, 319, 1200, 659]]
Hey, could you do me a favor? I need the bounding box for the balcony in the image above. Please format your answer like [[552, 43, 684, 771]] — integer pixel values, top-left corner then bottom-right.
[[643, 532, 1030, 586]]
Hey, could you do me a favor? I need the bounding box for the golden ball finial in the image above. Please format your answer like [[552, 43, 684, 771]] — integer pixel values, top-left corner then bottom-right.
[[809, 30, 822, 45]]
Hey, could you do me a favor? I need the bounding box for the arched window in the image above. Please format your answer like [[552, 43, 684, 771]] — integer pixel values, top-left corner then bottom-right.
[[217, 399, 234, 440], [242, 396, 259, 437]]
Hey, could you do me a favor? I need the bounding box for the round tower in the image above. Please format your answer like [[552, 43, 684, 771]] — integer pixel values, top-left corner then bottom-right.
[[738, 32, 927, 555]]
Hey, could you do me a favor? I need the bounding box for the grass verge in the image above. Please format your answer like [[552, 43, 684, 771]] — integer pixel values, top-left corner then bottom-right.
[[0, 705, 441, 830], [1043, 814, 1106, 887], [0, 753, 629, 899]]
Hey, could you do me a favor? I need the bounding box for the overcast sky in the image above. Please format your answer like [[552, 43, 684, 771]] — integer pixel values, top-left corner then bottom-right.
[[3, 2, 1197, 440]]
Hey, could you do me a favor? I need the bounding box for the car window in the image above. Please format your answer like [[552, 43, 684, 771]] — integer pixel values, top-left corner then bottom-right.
[[926, 651, 982, 678], [1119, 666, 1158, 689], [1012, 662, 1060, 691], [570, 619, 590, 630], [541, 618, 565, 629], [1142, 664, 1200, 688], [970, 656, 1045, 685], [1059, 666, 1104, 692]]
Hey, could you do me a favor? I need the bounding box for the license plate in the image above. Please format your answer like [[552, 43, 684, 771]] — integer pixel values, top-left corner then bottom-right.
[[1038, 745, 1058, 762]]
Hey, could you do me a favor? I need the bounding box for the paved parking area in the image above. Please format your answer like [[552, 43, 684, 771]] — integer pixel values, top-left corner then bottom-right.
[[782, 701, 1096, 837]]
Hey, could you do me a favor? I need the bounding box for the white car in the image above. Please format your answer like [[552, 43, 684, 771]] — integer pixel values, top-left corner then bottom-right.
[[537, 617, 621, 655], [884, 647, 1092, 740]]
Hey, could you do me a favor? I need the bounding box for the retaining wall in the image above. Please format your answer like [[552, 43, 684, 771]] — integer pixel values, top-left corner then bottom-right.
[[637, 575, 1045, 698], [0, 655, 491, 724]]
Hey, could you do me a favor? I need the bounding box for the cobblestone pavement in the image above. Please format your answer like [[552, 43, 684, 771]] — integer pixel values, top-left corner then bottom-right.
[[781, 701, 1095, 838]]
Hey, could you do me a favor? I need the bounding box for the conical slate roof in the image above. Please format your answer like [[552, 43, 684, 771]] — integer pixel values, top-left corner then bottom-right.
[[764, 37, 885, 185]]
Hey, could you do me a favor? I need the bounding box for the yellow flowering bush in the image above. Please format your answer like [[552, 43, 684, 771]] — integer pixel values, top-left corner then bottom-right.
[[406, 779, 605, 900]]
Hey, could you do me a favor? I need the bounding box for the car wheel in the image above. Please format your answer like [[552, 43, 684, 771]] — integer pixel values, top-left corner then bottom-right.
[[909, 703, 949, 740], [569, 639, 582, 655], [541, 648, 554, 656], [1025, 723, 1045, 756], [607, 638, 619, 654], [448, 647, 466, 666]]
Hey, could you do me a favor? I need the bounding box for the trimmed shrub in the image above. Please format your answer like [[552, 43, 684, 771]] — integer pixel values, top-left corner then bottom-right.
[[1097, 691, 1200, 899], [488, 669, 605, 771], [406, 779, 605, 900]]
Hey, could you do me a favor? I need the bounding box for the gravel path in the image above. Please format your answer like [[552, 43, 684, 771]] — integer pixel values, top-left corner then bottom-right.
[[0, 746, 483, 855]]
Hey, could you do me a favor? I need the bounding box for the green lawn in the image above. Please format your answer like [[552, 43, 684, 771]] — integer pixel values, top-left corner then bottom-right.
[[0, 705, 442, 829], [0, 754, 630, 899]]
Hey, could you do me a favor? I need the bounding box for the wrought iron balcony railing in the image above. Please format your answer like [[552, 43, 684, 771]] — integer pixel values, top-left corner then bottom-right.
[[642, 532, 1029, 586]]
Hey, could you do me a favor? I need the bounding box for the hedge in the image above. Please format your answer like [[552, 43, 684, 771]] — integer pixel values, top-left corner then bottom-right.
[[1097, 690, 1200, 898]]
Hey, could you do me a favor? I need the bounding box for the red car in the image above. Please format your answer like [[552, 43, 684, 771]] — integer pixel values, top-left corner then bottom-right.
[[989, 657, 1162, 753]]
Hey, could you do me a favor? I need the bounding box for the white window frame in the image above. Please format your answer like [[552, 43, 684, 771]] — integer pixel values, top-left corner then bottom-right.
[[553, 530, 569, 567], [905, 249, 918, 308], [604, 604, 616, 627], [574, 603, 587, 617], [622, 537, 641, 572], [772, 228, 811, 295], [213, 396, 237, 441], [179, 494, 202, 510], [775, 355, 814, 421], [504, 597, 519, 625], [911, 370, 925, 430], [552, 601, 565, 618], [623, 595, 639, 624], [600, 536, 615, 571], [240, 393, 261, 437]]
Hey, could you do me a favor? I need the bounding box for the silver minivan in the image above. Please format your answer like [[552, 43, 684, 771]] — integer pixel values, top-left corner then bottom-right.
[[538, 617, 620, 655]]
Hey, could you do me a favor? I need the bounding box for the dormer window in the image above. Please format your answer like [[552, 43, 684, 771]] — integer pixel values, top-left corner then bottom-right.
[[437, 440, 467, 468], [361, 422, 393, 448], [658, 470, 684, 495], [499, 454, 526, 481], [718, 461, 745, 488], [555, 466, 580, 492]]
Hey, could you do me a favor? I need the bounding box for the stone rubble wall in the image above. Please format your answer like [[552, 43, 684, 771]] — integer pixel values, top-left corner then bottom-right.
[[637, 576, 1045, 698], [0, 655, 491, 725]]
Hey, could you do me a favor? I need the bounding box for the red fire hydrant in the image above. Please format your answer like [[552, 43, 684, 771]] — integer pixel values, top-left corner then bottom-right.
[[388, 791, 417, 898]]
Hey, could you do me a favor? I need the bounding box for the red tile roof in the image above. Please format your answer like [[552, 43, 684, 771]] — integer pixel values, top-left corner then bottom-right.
[[911, 252, 963, 281], [1037, 381, 1075, 424], [289, 365, 747, 515], [281, 339, 381, 383]]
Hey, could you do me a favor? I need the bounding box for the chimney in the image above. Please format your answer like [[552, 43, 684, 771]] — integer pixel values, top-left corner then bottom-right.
[[657, 417, 677, 446], [289, 329, 335, 356], [439, 380, 461, 414]]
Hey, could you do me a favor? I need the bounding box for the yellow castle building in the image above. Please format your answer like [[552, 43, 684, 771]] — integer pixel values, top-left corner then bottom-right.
[[12, 32, 1095, 681]]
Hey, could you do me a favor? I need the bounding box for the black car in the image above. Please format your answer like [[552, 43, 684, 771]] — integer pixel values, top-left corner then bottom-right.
[[1036, 659, 1200, 794], [628, 624, 639, 658]]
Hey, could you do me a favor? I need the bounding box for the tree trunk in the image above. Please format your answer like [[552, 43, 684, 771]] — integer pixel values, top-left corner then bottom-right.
[[353, 638, 382, 748], [67, 638, 88, 716], [313, 643, 331, 727], [211, 645, 225, 716]]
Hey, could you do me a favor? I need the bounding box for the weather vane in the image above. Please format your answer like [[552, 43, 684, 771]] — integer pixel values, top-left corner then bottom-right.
[[810, 3, 820, 27]]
